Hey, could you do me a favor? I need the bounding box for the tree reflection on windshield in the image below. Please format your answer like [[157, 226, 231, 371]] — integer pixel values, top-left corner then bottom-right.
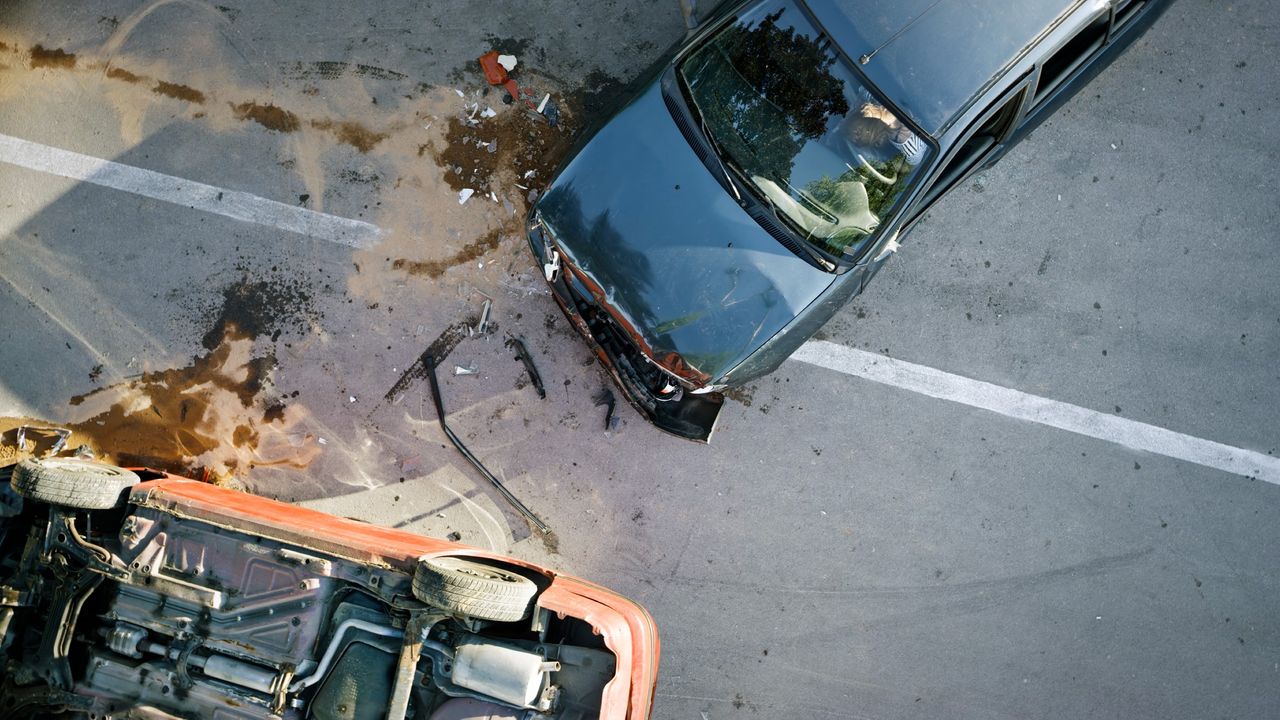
[[688, 8, 848, 184], [680, 1, 927, 259]]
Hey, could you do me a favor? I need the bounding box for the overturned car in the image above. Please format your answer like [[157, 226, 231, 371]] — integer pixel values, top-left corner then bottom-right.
[[0, 458, 658, 719]]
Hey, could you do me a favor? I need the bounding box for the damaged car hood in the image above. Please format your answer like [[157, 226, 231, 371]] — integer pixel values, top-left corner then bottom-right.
[[537, 79, 835, 383]]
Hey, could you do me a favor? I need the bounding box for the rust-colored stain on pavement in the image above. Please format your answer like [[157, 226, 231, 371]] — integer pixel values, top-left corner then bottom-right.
[[28, 44, 76, 69], [311, 118, 389, 153], [231, 101, 301, 133], [392, 226, 509, 279], [153, 79, 206, 104]]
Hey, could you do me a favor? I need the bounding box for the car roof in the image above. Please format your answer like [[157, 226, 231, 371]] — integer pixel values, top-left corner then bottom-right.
[[804, 0, 1084, 134]]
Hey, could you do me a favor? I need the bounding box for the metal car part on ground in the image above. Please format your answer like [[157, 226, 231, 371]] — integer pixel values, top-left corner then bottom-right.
[[0, 458, 658, 719], [528, 0, 1172, 440]]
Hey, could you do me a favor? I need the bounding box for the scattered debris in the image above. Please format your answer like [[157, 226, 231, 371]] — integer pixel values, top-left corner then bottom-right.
[[424, 355, 551, 534], [348, 396, 357, 403], [506, 336, 546, 399], [447, 530, 463, 542], [593, 389, 618, 431], [477, 47, 558, 119], [458, 188, 475, 204], [453, 364, 478, 376], [381, 323, 474, 409], [12, 425, 71, 456], [478, 50, 529, 109], [480, 106, 497, 119], [542, 100, 560, 127], [477, 299, 493, 335]]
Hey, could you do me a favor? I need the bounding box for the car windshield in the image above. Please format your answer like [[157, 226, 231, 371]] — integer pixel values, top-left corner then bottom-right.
[[678, 0, 929, 258]]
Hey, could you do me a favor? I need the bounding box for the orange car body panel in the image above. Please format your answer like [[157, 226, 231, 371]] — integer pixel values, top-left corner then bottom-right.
[[128, 475, 659, 719]]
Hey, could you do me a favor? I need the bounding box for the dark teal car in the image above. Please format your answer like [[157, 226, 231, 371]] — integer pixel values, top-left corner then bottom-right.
[[528, 0, 1171, 440]]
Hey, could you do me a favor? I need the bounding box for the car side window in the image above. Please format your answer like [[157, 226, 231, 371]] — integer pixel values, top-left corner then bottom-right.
[[1033, 15, 1109, 107], [905, 84, 1028, 222], [1032, 0, 1149, 109]]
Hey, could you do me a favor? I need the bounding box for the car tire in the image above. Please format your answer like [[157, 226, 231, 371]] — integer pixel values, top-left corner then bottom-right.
[[11, 458, 140, 510], [412, 556, 537, 622]]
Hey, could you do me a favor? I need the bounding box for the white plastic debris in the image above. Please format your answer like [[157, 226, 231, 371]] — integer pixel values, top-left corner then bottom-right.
[[480, 106, 497, 118], [454, 88, 465, 97], [522, 169, 536, 179], [489, 191, 498, 202], [458, 188, 475, 204], [536, 93, 550, 113], [454, 364, 478, 376], [497, 54, 517, 71], [349, 396, 357, 403], [318, 437, 328, 445]]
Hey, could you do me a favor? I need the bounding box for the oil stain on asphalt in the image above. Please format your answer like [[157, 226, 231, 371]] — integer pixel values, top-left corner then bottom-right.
[[0, 274, 324, 481]]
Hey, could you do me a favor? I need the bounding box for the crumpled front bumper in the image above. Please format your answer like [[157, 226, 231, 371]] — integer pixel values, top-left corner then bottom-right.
[[527, 217, 723, 442]]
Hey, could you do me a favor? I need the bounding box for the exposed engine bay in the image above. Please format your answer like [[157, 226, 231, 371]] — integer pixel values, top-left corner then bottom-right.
[[0, 460, 619, 719]]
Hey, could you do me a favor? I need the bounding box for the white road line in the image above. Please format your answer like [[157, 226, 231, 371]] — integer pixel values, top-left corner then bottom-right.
[[0, 133, 382, 248], [792, 340, 1280, 485]]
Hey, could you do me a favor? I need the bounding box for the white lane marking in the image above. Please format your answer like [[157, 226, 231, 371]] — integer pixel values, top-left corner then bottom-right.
[[792, 340, 1280, 485], [0, 133, 382, 248]]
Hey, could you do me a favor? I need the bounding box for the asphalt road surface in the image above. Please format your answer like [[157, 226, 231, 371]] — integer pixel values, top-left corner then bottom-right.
[[1, 1, 1277, 718]]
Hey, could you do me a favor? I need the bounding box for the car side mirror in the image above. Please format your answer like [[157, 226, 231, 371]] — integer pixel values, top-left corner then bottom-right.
[[872, 229, 902, 263]]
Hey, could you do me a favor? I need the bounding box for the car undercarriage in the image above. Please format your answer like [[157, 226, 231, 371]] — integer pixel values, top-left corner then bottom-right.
[[0, 459, 630, 720]]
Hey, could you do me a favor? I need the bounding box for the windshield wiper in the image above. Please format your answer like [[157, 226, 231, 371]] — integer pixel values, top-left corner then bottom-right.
[[676, 70, 835, 271], [697, 112, 742, 203], [754, 185, 837, 272], [678, 78, 743, 204]]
